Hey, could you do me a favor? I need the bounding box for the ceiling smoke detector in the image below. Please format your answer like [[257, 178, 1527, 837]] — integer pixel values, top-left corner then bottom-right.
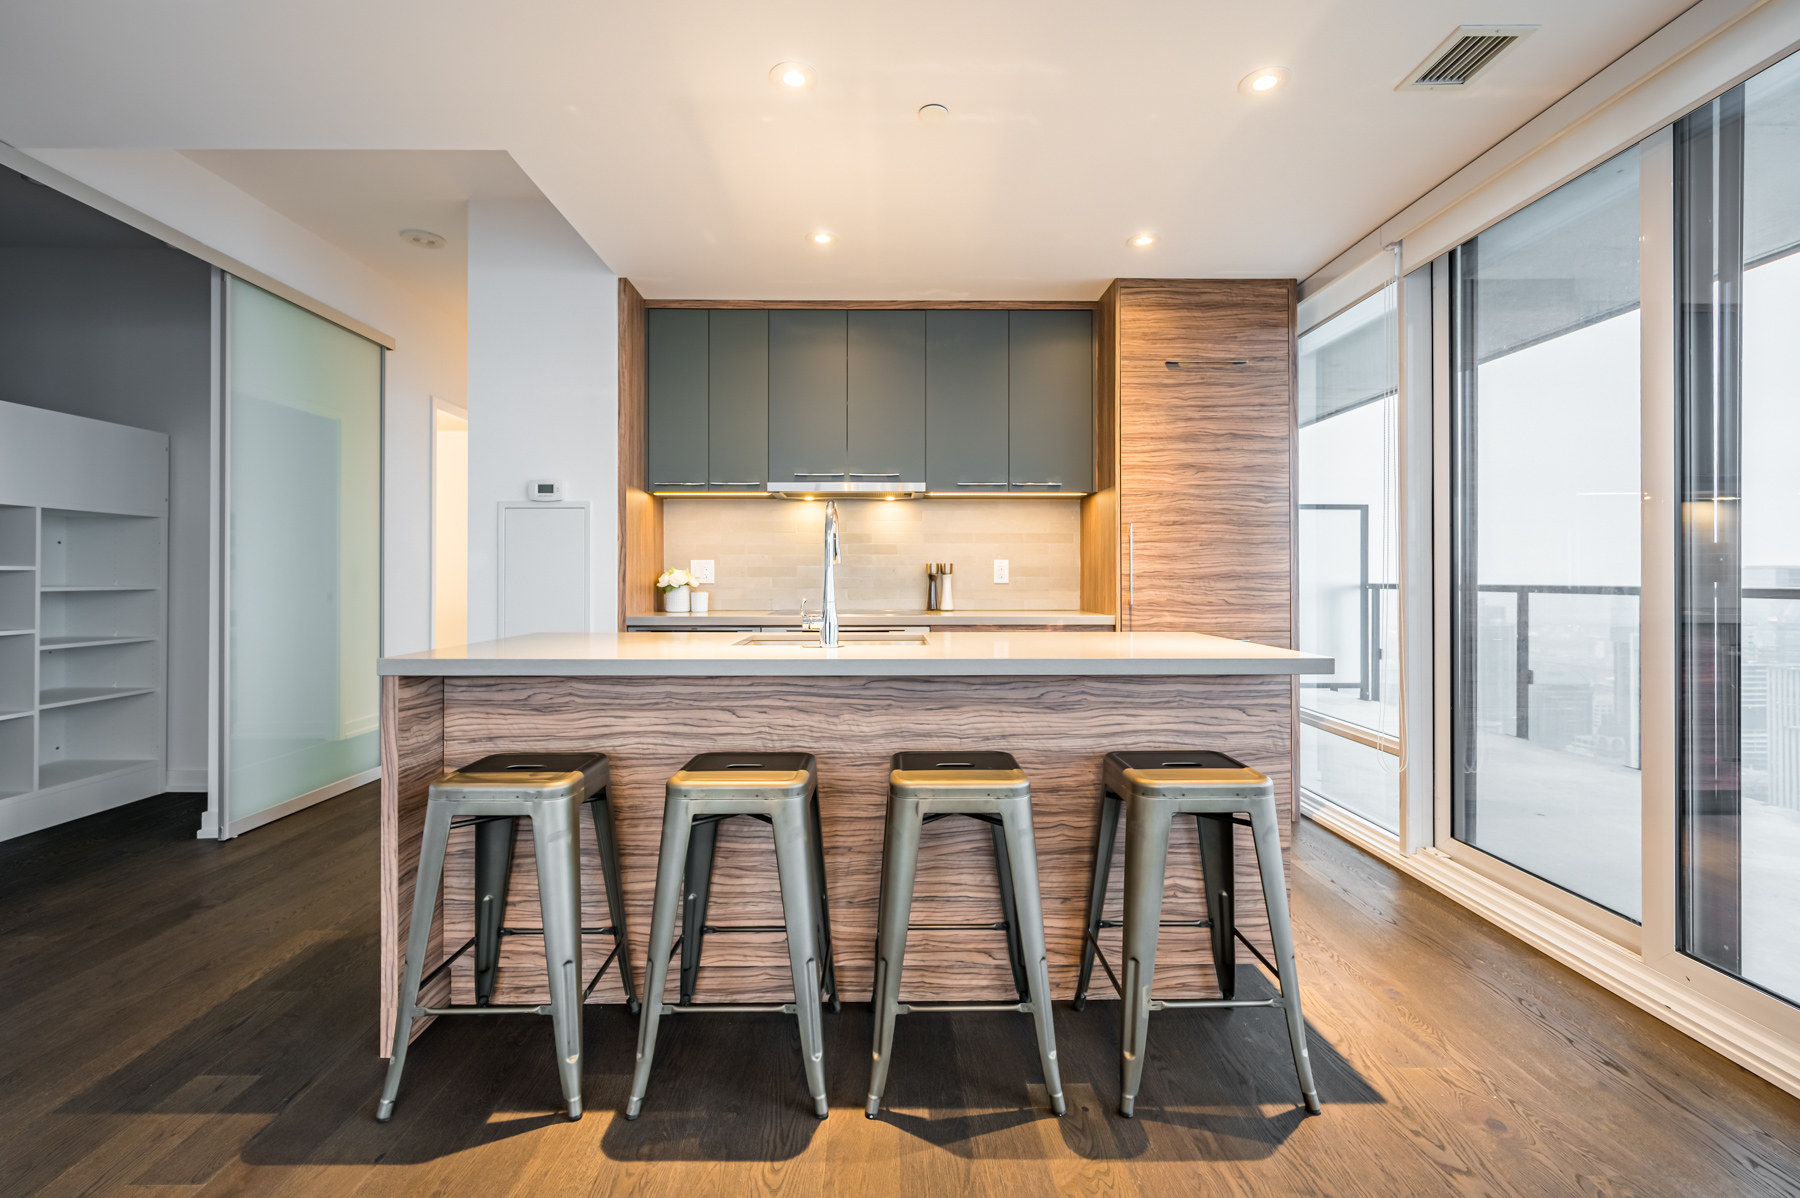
[[1399, 26, 1537, 90], [399, 228, 447, 250]]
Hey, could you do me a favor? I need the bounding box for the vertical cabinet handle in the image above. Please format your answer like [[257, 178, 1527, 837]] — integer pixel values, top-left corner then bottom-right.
[[1128, 523, 1135, 632]]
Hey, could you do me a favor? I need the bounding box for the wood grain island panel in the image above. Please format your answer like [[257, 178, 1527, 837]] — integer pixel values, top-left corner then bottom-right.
[[378, 668, 1303, 1052]]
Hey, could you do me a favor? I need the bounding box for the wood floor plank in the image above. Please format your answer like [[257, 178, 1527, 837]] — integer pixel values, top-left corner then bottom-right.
[[4, 788, 1798, 1197]]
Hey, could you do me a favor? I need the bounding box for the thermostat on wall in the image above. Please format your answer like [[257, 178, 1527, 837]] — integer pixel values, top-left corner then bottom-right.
[[526, 479, 563, 502]]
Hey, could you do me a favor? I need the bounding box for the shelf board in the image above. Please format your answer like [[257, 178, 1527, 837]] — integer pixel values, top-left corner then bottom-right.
[[0, 709, 31, 723], [40, 635, 157, 651], [38, 686, 157, 710], [37, 759, 157, 791], [0, 629, 33, 638], [0, 565, 34, 572], [40, 585, 157, 593]]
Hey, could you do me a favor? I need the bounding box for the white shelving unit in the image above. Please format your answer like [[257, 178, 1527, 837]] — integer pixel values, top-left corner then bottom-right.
[[0, 402, 168, 839]]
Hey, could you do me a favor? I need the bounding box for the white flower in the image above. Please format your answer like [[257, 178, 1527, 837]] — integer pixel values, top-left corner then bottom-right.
[[656, 569, 696, 591]]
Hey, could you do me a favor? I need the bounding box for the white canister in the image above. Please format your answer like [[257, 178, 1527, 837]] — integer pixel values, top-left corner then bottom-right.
[[664, 586, 691, 613], [691, 591, 710, 614]]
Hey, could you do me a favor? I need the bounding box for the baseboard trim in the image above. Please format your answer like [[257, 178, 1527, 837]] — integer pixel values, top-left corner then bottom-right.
[[224, 766, 380, 838], [165, 766, 208, 793], [1304, 802, 1800, 1100]]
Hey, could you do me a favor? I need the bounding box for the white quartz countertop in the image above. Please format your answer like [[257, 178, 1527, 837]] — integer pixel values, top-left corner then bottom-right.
[[380, 630, 1333, 678], [624, 609, 1114, 628]]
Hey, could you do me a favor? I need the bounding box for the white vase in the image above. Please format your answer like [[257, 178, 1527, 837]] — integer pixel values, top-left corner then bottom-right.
[[663, 586, 690, 613], [690, 591, 710, 614]]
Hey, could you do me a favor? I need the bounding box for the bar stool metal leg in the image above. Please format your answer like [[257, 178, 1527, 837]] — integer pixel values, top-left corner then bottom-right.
[[1118, 793, 1175, 1118], [377, 801, 454, 1122], [989, 822, 1032, 1002], [680, 815, 720, 1005], [473, 816, 517, 1006], [772, 799, 831, 1119], [997, 797, 1066, 1116], [1074, 788, 1123, 1011], [533, 798, 586, 1119], [627, 796, 695, 1120], [866, 794, 923, 1118], [1196, 813, 1237, 1000], [588, 793, 640, 1014], [808, 791, 842, 1013], [1247, 797, 1322, 1114]]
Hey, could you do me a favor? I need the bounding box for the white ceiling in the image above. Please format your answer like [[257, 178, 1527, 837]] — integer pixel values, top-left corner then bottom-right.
[[0, 1, 1694, 300], [180, 149, 543, 315]]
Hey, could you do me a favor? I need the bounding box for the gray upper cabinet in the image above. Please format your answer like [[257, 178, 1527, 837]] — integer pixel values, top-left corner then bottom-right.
[[848, 310, 925, 483], [925, 310, 1010, 492], [646, 308, 708, 491], [1008, 310, 1094, 492], [707, 309, 768, 489], [769, 310, 848, 484]]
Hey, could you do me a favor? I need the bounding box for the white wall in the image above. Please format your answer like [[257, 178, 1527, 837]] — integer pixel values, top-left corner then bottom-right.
[[22, 148, 468, 659], [466, 198, 617, 641]]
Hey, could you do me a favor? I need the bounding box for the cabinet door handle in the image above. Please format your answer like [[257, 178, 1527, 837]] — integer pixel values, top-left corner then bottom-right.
[[656, 481, 707, 487], [792, 471, 848, 480], [1011, 482, 1063, 489], [712, 482, 762, 487], [1164, 359, 1248, 368], [847, 472, 899, 479], [955, 481, 1007, 487]]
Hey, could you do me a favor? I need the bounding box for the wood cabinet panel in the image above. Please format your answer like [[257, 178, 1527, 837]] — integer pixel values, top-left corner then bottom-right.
[[379, 671, 1294, 1010], [1116, 280, 1295, 636]]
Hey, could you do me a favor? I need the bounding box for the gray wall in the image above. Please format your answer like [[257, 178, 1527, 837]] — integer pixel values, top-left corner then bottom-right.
[[0, 246, 212, 790]]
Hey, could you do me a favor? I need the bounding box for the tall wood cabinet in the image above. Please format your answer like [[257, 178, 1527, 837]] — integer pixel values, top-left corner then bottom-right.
[[1105, 279, 1296, 644]]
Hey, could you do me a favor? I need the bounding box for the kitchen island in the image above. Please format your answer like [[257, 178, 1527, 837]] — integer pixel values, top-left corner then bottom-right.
[[377, 630, 1331, 1055]]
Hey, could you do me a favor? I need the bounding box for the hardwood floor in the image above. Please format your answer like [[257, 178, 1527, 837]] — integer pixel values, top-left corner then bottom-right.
[[4, 786, 1798, 1196]]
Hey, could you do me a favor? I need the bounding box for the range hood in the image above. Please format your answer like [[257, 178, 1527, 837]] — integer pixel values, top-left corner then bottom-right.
[[768, 473, 925, 499]]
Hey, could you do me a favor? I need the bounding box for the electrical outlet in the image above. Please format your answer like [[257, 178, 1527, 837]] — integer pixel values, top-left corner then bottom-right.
[[994, 558, 1010, 584], [690, 559, 716, 584]]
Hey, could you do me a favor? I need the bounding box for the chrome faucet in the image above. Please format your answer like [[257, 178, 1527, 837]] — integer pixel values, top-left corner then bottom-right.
[[821, 500, 841, 647]]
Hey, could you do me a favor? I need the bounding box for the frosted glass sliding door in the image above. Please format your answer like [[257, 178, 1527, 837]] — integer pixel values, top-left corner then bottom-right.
[[224, 278, 381, 828]]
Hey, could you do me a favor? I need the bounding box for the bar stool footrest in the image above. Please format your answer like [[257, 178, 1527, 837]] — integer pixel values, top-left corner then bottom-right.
[[1150, 998, 1283, 1011], [418, 1003, 556, 1016], [894, 1001, 1034, 1015], [663, 1002, 800, 1015]]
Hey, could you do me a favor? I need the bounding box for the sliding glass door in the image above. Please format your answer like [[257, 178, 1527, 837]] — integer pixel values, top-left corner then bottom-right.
[[224, 278, 382, 830], [1675, 54, 1800, 1004], [1297, 287, 1401, 831], [1449, 147, 1645, 920]]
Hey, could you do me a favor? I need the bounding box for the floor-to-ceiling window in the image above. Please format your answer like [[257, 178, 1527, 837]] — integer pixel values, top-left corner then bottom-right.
[[1449, 147, 1645, 920], [1676, 51, 1800, 1004], [1298, 286, 1400, 832]]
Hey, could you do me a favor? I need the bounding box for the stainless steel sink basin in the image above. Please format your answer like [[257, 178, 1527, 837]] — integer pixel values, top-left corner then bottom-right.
[[731, 631, 931, 648]]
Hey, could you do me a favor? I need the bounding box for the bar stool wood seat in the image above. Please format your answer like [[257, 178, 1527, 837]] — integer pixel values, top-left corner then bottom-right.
[[1074, 750, 1321, 1118], [628, 752, 840, 1121], [866, 751, 1065, 1119], [377, 752, 636, 1123]]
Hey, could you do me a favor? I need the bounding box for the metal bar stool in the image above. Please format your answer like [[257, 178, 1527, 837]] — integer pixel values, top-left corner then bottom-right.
[[866, 751, 1065, 1119], [378, 752, 636, 1123], [628, 752, 840, 1121], [1074, 750, 1320, 1117]]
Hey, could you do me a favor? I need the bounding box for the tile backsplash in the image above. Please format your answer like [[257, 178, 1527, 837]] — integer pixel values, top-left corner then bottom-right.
[[660, 498, 1082, 612]]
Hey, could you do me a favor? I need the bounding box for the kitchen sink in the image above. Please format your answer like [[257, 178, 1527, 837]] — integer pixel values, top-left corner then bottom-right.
[[731, 631, 931, 648]]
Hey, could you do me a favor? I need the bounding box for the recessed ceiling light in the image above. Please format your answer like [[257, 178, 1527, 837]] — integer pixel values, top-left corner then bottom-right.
[[770, 62, 816, 90], [1128, 234, 1157, 248], [918, 103, 949, 124], [399, 228, 447, 250], [1239, 68, 1290, 96], [810, 231, 834, 245]]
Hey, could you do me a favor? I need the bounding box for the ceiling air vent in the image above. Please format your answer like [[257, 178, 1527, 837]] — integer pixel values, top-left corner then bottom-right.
[[1399, 25, 1537, 90]]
